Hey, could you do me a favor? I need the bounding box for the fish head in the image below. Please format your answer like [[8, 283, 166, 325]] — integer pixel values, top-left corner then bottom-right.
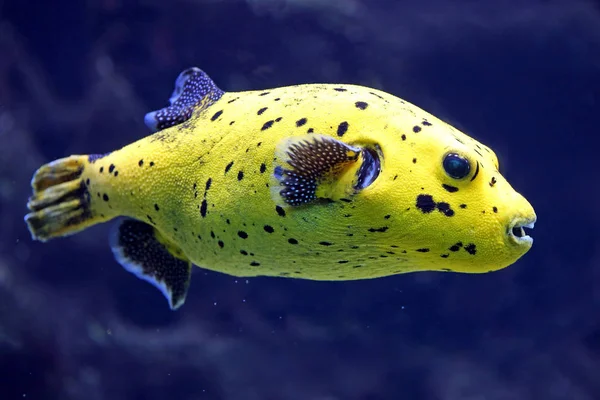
[[369, 116, 537, 273]]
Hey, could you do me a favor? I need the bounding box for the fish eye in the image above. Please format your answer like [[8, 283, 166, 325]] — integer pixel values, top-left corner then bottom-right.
[[443, 153, 471, 180]]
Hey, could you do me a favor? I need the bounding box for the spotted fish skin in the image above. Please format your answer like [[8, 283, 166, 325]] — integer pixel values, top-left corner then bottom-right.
[[24, 67, 536, 309]]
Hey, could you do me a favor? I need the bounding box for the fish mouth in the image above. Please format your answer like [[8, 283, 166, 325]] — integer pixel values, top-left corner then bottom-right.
[[508, 216, 536, 245]]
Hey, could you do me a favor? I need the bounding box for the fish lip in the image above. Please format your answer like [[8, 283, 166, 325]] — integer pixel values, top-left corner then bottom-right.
[[508, 215, 536, 245]]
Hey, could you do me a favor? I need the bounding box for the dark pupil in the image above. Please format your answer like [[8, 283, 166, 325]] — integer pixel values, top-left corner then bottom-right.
[[443, 154, 470, 179]]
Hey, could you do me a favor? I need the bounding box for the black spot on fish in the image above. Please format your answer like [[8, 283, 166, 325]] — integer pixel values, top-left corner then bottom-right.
[[261, 120, 274, 131], [237, 171, 244, 181], [368, 227, 389, 233], [334, 88, 347, 92], [307, 128, 314, 133], [493, 206, 498, 213], [218, 240, 224, 248], [288, 238, 298, 244], [138, 159, 144, 167], [338, 260, 349, 264], [442, 184, 459, 193], [259, 92, 270, 96], [85, 178, 90, 185], [417, 194, 455, 217], [319, 241, 333, 246], [464, 243, 477, 255], [238, 231, 248, 239], [229, 121, 235, 125], [103, 194, 109, 202], [211, 110, 223, 121], [263, 225, 274, 233], [275, 117, 282, 122], [210, 231, 215, 239], [384, 215, 391, 219], [416, 248, 430, 252], [225, 161, 234, 174], [146, 215, 154, 224], [205, 178, 212, 194], [413, 126, 421, 133], [296, 118, 307, 127], [436, 202, 455, 217], [99, 167, 103, 173], [257, 107, 268, 115], [416, 194, 436, 213], [355, 101, 368, 110], [441, 254, 449, 258], [337, 121, 349, 137], [149, 161, 154, 167], [490, 177, 497, 187], [154, 204, 160, 211], [276, 205, 286, 217], [460, 204, 467, 209], [200, 199, 208, 217], [422, 120, 432, 126], [412, 158, 417, 164], [114, 171, 118, 177], [449, 242, 463, 252], [260, 163, 267, 173], [240, 250, 248, 255], [109, 164, 115, 173], [401, 134, 406, 141], [250, 261, 260, 266]]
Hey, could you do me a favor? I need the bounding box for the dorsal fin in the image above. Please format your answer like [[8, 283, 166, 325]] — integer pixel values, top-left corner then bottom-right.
[[144, 67, 224, 132]]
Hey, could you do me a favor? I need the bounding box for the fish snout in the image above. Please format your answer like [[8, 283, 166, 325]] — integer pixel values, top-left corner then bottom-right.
[[505, 193, 536, 248]]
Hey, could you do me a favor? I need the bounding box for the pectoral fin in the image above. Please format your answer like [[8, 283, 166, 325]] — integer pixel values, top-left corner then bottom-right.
[[272, 134, 382, 206], [110, 218, 192, 310]]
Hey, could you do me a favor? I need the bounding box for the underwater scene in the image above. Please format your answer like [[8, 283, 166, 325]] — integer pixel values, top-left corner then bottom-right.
[[1, 0, 599, 399]]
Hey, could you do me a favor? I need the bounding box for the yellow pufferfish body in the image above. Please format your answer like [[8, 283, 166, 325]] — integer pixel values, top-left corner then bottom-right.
[[25, 67, 536, 310]]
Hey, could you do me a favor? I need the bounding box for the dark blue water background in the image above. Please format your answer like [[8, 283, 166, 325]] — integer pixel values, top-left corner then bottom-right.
[[0, 0, 599, 399]]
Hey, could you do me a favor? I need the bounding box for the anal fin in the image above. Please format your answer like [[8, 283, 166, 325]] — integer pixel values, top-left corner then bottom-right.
[[110, 218, 192, 310]]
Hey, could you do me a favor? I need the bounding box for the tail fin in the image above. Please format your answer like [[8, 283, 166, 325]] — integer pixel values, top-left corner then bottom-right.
[[25, 155, 96, 242]]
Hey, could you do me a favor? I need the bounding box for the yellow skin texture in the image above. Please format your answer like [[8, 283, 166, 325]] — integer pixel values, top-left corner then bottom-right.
[[71, 82, 535, 280]]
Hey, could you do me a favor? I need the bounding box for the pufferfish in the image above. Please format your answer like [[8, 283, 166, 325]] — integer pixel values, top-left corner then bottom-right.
[[24, 67, 536, 310]]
